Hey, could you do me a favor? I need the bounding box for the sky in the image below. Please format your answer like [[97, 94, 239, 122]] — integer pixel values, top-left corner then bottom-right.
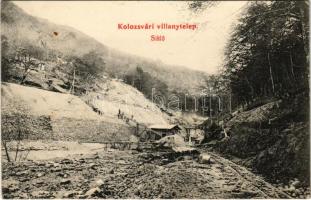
[[14, 1, 247, 74]]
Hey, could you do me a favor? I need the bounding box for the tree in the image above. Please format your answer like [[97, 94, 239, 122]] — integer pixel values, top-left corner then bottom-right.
[[1, 95, 32, 162], [123, 66, 169, 102], [222, 1, 309, 108], [66, 51, 106, 94], [79, 50, 106, 78], [1, 35, 12, 81], [10, 44, 44, 84], [15, 48, 37, 84]]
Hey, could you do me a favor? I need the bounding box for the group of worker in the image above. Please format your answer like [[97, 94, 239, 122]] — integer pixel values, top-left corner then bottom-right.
[[117, 109, 134, 123]]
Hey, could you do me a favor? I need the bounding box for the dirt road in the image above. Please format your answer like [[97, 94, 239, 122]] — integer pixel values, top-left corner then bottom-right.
[[2, 143, 296, 199]]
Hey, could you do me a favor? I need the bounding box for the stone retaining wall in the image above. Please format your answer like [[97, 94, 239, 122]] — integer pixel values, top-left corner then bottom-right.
[[1, 114, 53, 140], [51, 117, 137, 142], [1, 114, 137, 142]]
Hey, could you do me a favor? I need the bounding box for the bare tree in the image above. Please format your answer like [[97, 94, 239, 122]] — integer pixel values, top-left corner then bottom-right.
[[14, 47, 43, 84], [1, 96, 31, 162]]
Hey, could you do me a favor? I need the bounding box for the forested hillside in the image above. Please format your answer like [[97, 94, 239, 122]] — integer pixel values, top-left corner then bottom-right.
[[1, 2, 208, 98], [199, 1, 310, 189], [221, 1, 309, 108]]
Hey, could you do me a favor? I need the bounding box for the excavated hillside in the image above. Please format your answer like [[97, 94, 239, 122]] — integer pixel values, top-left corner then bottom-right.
[[1, 82, 138, 142], [82, 79, 170, 126]]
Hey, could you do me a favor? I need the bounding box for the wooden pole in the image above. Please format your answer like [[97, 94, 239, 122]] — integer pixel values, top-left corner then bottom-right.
[[2, 141, 11, 162], [267, 52, 275, 94]]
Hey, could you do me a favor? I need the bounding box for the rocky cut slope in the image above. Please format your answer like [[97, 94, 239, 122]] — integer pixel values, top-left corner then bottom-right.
[[213, 93, 310, 188]]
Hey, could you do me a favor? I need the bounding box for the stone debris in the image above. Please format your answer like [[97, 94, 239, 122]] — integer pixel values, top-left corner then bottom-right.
[[60, 179, 71, 185], [198, 153, 212, 164], [85, 187, 101, 197], [2, 149, 309, 199], [31, 191, 53, 198], [2, 180, 19, 193], [61, 191, 80, 198]]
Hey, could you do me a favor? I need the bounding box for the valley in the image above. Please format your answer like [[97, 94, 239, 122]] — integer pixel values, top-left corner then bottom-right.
[[1, 1, 310, 199]]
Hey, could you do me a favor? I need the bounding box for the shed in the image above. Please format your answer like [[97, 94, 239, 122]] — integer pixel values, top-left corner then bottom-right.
[[143, 124, 181, 141]]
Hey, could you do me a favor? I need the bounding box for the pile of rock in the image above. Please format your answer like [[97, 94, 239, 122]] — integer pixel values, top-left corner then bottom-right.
[[277, 179, 310, 198]]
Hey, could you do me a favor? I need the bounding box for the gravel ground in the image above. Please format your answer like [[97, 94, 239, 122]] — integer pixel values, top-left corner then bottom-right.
[[2, 142, 309, 199]]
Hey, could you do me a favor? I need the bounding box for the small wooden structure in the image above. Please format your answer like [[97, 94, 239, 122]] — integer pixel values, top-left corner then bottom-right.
[[142, 124, 181, 141], [185, 126, 204, 145]]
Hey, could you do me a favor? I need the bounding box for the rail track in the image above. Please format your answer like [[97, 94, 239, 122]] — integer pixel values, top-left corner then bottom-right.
[[207, 151, 292, 198]]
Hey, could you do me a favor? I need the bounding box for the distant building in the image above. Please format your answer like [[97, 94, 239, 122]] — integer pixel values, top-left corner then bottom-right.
[[142, 124, 181, 141]]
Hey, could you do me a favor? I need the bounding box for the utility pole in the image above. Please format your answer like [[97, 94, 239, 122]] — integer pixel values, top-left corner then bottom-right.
[[209, 87, 212, 124], [69, 63, 75, 94]]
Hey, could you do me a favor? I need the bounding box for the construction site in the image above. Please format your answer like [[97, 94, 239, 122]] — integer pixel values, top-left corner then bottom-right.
[[1, 1, 310, 199], [2, 81, 310, 199]]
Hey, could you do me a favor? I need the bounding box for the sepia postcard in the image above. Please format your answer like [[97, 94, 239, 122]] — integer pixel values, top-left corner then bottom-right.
[[1, 0, 310, 199]]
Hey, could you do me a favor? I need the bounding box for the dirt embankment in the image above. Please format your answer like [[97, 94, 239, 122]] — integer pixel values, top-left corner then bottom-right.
[[211, 94, 309, 188], [1, 83, 136, 142], [82, 79, 170, 126]]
